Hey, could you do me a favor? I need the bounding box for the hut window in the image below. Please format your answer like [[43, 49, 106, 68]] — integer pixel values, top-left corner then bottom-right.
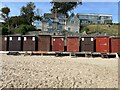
[[53, 39, 55, 41], [91, 38, 94, 41], [18, 37, 21, 41], [82, 38, 84, 41], [4, 37, 7, 41], [32, 37, 35, 41], [9, 37, 12, 41], [24, 37, 27, 41]]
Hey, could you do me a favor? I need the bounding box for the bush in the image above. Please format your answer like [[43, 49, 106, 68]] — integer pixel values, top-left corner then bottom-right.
[[14, 24, 36, 35], [2, 26, 8, 35], [25, 25, 36, 31], [14, 25, 27, 35], [80, 25, 89, 33]]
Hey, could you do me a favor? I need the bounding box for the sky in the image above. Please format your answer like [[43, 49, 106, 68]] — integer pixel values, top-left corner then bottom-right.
[[0, 1, 119, 23]]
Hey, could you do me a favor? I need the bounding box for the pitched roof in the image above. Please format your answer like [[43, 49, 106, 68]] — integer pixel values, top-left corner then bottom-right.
[[44, 13, 66, 19], [44, 13, 55, 19]]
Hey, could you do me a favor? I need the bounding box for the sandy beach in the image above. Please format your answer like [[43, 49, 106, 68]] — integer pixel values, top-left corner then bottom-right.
[[0, 54, 118, 88]]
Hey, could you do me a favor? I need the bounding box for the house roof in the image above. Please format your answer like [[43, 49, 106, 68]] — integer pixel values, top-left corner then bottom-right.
[[41, 19, 49, 22], [77, 13, 112, 16], [44, 13, 66, 19], [66, 14, 79, 22], [44, 13, 55, 19]]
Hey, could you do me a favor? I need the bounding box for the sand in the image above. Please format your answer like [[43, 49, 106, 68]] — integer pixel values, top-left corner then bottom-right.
[[0, 54, 118, 88]]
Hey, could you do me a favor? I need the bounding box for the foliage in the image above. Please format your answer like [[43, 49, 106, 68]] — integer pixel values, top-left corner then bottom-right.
[[80, 25, 89, 33], [33, 15, 42, 21], [50, 1, 82, 17], [14, 24, 36, 35], [86, 24, 119, 36], [1, 7, 10, 22], [33, 8, 42, 21], [2, 26, 8, 35], [25, 25, 36, 31], [20, 2, 36, 25], [9, 16, 29, 28], [14, 25, 26, 35]]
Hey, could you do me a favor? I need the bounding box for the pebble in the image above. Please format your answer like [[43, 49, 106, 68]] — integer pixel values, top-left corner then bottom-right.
[[0, 54, 118, 88]]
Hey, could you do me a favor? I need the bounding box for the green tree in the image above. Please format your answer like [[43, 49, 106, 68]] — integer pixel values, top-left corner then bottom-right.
[[14, 24, 35, 35], [2, 26, 8, 35], [15, 25, 27, 35], [51, 1, 82, 17], [1, 7, 10, 30], [1, 7, 10, 22], [9, 16, 29, 28], [33, 15, 42, 21], [20, 2, 36, 25], [9, 16, 19, 28], [33, 8, 42, 21]]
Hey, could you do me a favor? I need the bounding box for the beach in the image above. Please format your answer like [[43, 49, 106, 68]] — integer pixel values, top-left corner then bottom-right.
[[0, 54, 118, 88]]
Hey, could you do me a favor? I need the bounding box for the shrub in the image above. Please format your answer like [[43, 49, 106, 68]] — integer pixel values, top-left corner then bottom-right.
[[14, 24, 36, 35], [80, 25, 89, 33], [25, 25, 36, 31], [2, 26, 8, 35], [14, 25, 26, 35]]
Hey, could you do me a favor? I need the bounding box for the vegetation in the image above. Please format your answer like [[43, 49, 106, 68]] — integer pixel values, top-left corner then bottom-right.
[[80, 25, 89, 33], [51, 1, 82, 17], [1, 2, 119, 36], [1, 7, 10, 30], [1, 2, 42, 35], [14, 24, 35, 35], [20, 2, 36, 25], [80, 24, 119, 36], [1, 7, 10, 22], [2, 26, 8, 35]]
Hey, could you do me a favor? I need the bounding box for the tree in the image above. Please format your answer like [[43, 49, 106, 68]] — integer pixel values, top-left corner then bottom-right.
[[14, 24, 36, 35], [2, 26, 8, 35], [33, 15, 42, 21], [9, 16, 29, 28], [1, 7, 10, 22], [1, 7, 10, 30], [33, 8, 42, 21], [51, 1, 82, 17], [14, 24, 27, 35], [20, 2, 36, 25]]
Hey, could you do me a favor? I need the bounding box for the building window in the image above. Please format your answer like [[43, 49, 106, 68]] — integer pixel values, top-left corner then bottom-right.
[[71, 20, 74, 24], [59, 25, 62, 29], [59, 19, 64, 23], [68, 27, 71, 32], [47, 21, 52, 27], [49, 22, 52, 26], [76, 30, 78, 33]]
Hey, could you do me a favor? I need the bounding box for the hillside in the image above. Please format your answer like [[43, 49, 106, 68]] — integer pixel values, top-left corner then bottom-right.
[[82, 24, 119, 36]]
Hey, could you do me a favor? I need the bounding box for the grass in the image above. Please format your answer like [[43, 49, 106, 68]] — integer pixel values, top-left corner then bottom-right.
[[85, 24, 119, 36]]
